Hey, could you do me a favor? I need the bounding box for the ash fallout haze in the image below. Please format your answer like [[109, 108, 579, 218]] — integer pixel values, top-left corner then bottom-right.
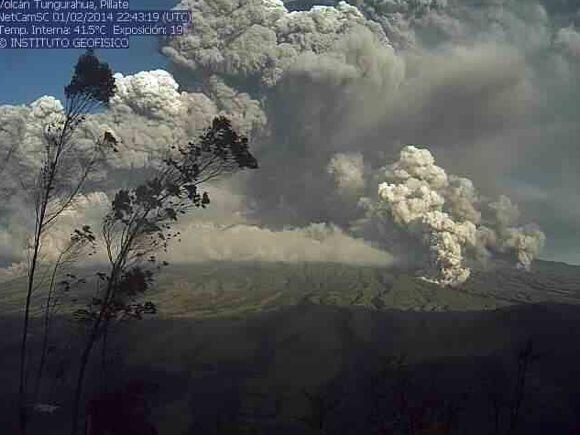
[[1, 0, 580, 433]]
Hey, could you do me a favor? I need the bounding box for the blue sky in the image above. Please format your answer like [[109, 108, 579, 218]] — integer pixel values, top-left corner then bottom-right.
[[0, 0, 175, 105]]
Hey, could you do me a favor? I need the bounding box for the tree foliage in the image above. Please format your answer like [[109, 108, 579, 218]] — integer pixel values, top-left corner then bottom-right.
[[69, 115, 258, 435], [18, 50, 115, 435], [65, 48, 116, 110]]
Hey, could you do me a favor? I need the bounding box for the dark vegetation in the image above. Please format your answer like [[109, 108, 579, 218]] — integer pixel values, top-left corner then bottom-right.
[[2, 297, 580, 434], [17, 48, 117, 435], [3, 50, 259, 434]]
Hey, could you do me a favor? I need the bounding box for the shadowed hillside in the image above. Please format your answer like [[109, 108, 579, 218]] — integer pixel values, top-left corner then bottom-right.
[[3, 260, 579, 318], [1, 260, 580, 433], [148, 260, 580, 318]]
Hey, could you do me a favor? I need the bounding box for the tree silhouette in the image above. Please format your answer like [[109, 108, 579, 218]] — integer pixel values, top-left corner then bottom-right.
[[68, 116, 258, 435], [32, 226, 96, 411], [16, 49, 115, 435]]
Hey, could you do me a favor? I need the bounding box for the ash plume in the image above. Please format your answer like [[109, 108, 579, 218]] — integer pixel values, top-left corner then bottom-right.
[[160, 0, 580, 263], [327, 152, 366, 197], [166, 222, 393, 265], [369, 145, 545, 286], [162, 0, 389, 88], [3, 0, 580, 278]]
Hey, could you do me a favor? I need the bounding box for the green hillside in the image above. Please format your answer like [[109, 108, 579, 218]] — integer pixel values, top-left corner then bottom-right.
[[2, 260, 580, 320]]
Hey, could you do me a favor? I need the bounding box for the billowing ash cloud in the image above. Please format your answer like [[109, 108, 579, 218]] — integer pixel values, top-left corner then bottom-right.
[[159, 0, 580, 265], [0, 67, 391, 277], [369, 145, 545, 286], [0, 191, 391, 281], [327, 152, 366, 196], [41, 192, 111, 261], [0, 191, 110, 280], [357, 0, 558, 52], [103, 70, 266, 168], [3, 0, 579, 282], [555, 26, 580, 59], [0, 71, 266, 275], [487, 195, 546, 270], [0, 70, 266, 185], [351, 0, 580, 264], [0, 96, 65, 194], [162, 0, 389, 87], [112, 70, 186, 119]]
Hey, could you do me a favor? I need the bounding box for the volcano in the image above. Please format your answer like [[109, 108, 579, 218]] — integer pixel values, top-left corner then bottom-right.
[[1, 259, 580, 433]]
